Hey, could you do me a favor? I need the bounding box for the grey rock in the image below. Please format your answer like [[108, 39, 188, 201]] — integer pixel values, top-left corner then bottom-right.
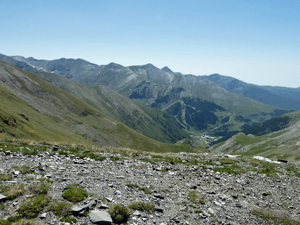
[[0, 194, 7, 201], [40, 213, 47, 218], [89, 210, 112, 224]]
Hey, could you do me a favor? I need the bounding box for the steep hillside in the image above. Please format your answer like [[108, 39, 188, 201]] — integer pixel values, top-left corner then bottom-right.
[[35, 71, 189, 143], [0, 60, 195, 153], [204, 73, 300, 110], [209, 110, 300, 162], [0, 54, 290, 136]]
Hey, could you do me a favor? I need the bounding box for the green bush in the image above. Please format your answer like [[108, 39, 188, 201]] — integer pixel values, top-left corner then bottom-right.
[[128, 202, 155, 212], [48, 201, 71, 217], [108, 205, 130, 224], [62, 188, 88, 203], [18, 194, 50, 218]]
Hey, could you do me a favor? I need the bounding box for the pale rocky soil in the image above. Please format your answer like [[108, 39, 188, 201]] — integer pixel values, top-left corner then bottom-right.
[[1, 144, 300, 225]]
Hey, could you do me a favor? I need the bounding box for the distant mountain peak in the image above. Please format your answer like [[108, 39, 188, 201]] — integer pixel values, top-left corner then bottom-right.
[[161, 66, 173, 73]]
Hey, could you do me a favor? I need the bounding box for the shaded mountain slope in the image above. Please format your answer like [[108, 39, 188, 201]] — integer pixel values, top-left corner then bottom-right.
[[35, 71, 189, 143], [204, 73, 300, 110], [262, 86, 300, 102], [0, 60, 194, 153]]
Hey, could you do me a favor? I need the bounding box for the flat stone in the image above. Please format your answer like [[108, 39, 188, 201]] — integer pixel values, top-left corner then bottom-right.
[[155, 207, 164, 212], [40, 213, 47, 218], [89, 210, 112, 224], [0, 194, 7, 201]]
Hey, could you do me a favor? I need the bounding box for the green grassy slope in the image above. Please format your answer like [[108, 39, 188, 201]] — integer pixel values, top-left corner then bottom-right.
[[210, 111, 300, 162], [35, 71, 189, 143], [0, 61, 198, 153]]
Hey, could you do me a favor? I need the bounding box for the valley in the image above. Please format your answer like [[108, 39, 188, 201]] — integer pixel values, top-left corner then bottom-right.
[[0, 54, 300, 224]]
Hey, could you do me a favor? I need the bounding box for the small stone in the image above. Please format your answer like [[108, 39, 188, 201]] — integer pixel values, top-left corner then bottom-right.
[[99, 204, 109, 209], [154, 193, 165, 199], [0, 194, 7, 201], [133, 210, 141, 216], [208, 208, 214, 215], [155, 207, 164, 212], [40, 213, 47, 218], [13, 170, 20, 176], [106, 197, 113, 202]]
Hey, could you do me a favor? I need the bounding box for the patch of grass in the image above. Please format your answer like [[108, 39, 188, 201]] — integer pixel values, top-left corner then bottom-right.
[[48, 201, 71, 217], [110, 157, 121, 161], [60, 217, 77, 223], [0, 203, 6, 210], [219, 158, 239, 164], [108, 205, 130, 224], [18, 194, 50, 218], [7, 216, 21, 223], [0, 184, 25, 200], [0, 220, 11, 225], [0, 174, 13, 181], [188, 191, 205, 205], [128, 202, 155, 212], [213, 164, 247, 174], [10, 165, 33, 174], [126, 183, 139, 189], [125, 183, 152, 194], [11, 219, 40, 225], [28, 182, 49, 195], [259, 164, 280, 178], [251, 208, 300, 225], [195, 210, 203, 214], [62, 187, 88, 203], [65, 184, 80, 189]]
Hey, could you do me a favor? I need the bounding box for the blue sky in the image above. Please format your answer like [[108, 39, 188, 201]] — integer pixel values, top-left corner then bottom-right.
[[1, 0, 300, 87]]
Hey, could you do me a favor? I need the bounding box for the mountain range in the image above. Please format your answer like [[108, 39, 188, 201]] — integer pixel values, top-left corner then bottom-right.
[[0, 54, 295, 137], [0, 60, 194, 153], [0, 53, 300, 160]]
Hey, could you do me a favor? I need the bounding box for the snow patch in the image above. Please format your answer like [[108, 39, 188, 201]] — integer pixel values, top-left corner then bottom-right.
[[253, 156, 281, 164]]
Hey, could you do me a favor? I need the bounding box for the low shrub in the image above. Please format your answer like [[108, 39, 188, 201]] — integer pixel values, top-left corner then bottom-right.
[[62, 188, 88, 203], [108, 205, 130, 224]]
